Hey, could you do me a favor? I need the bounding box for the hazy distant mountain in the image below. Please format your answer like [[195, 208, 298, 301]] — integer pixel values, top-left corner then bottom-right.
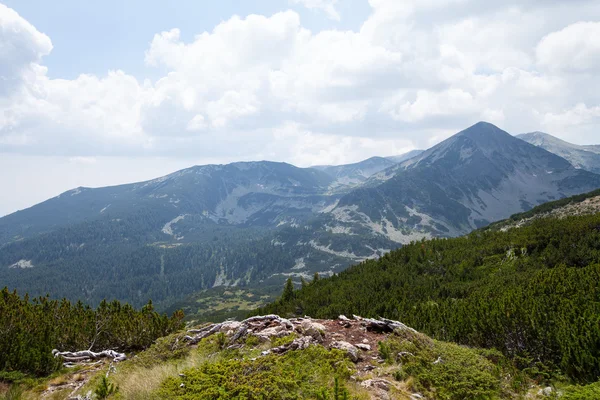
[[2, 122, 599, 315], [385, 149, 424, 163], [0, 161, 336, 244], [517, 131, 600, 174], [312, 156, 397, 188]]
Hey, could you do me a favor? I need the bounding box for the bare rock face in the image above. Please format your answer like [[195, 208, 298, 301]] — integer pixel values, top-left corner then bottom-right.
[[257, 325, 291, 340], [299, 320, 327, 341], [330, 341, 359, 362], [355, 343, 371, 351], [220, 321, 242, 335]]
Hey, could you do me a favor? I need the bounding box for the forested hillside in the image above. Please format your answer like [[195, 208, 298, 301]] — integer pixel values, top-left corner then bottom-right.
[[259, 205, 600, 382]]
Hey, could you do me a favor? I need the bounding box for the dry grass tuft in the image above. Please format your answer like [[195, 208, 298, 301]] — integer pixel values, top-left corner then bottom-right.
[[113, 347, 217, 399], [114, 363, 179, 400]]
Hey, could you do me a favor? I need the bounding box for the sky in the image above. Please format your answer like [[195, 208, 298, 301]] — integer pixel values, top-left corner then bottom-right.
[[1, 0, 600, 216]]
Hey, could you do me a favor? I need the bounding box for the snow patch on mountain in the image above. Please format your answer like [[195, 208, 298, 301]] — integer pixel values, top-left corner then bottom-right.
[[291, 258, 306, 270], [162, 214, 187, 239], [9, 259, 34, 269], [308, 240, 362, 260]]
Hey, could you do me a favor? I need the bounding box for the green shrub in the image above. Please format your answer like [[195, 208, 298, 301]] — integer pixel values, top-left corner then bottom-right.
[[245, 335, 260, 347], [131, 332, 190, 368], [94, 376, 118, 399], [271, 333, 296, 348], [562, 381, 600, 400], [380, 330, 524, 400], [159, 346, 353, 399], [377, 341, 393, 363], [215, 332, 226, 349]]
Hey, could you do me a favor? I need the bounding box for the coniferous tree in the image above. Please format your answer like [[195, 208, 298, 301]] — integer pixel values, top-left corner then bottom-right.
[[281, 278, 295, 302], [313, 272, 320, 283], [301, 277, 308, 289]]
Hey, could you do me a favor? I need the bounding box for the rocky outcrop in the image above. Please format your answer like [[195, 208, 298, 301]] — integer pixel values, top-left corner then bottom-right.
[[180, 314, 417, 368], [299, 319, 327, 340], [330, 341, 359, 362]]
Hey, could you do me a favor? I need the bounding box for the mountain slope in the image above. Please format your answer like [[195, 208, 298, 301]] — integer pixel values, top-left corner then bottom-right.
[[1, 122, 599, 318], [385, 149, 424, 163], [319, 122, 600, 244], [312, 156, 397, 188], [517, 131, 600, 174], [0, 161, 335, 245]]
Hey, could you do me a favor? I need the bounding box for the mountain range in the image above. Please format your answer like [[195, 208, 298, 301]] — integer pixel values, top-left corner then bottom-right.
[[1, 122, 599, 316]]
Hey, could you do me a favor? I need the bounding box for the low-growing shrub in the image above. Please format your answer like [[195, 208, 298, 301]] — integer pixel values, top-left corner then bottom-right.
[[379, 330, 526, 400], [561, 381, 600, 400], [159, 346, 353, 399], [271, 333, 296, 348], [245, 335, 260, 347], [131, 333, 190, 368], [94, 376, 118, 399]]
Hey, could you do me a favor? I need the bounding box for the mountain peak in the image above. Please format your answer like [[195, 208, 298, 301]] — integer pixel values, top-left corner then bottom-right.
[[399, 121, 574, 175], [456, 121, 512, 141], [517, 131, 569, 147]]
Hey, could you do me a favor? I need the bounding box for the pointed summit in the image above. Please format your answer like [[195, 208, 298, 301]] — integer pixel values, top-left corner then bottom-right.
[[401, 121, 571, 172], [457, 121, 511, 139]]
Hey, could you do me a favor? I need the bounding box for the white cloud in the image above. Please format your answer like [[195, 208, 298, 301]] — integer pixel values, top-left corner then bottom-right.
[[382, 89, 478, 122], [291, 0, 340, 21], [1, 0, 600, 171], [542, 103, 600, 128], [536, 22, 600, 72], [0, 3, 52, 95], [69, 156, 97, 165]]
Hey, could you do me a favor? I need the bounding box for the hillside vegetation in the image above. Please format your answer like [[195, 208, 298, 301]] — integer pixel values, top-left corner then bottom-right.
[[260, 204, 600, 383], [7, 315, 547, 400]]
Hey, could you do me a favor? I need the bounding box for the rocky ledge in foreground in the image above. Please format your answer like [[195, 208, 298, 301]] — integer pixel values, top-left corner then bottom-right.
[[183, 314, 421, 399]]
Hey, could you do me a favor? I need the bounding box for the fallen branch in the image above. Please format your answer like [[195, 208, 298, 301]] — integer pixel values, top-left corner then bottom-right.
[[52, 349, 126, 365]]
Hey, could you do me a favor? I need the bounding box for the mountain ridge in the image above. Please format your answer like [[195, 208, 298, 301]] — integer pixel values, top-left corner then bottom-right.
[[1, 121, 599, 318], [517, 131, 600, 174]]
